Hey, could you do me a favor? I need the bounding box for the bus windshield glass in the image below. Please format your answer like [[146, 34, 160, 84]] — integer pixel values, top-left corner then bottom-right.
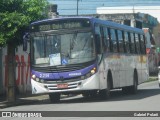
[[32, 31, 96, 66]]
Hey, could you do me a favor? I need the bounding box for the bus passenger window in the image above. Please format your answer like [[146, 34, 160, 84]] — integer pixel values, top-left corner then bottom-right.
[[140, 35, 145, 54], [95, 24, 102, 53], [143, 35, 146, 54], [95, 24, 101, 36], [103, 27, 110, 52], [124, 32, 130, 53], [117, 30, 124, 53], [100, 26, 106, 52], [130, 33, 136, 54], [110, 29, 118, 53], [135, 34, 140, 54]]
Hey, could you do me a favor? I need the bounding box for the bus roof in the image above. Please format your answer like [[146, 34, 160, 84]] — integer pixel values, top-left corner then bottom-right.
[[31, 16, 144, 34]]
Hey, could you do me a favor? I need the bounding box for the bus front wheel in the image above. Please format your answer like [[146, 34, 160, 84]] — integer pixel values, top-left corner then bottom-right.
[[49, 93, 60, 103], [82, 90, 97, 98], [99, 76, 111, 100]]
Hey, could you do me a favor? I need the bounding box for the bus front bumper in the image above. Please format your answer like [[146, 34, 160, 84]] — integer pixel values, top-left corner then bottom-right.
[[31, 73, 100, 94]]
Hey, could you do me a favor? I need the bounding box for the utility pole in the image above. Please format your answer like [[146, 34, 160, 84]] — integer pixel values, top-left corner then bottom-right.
[[77, 0, 78, 15], [77, 0, 80, 16], [132, 0, 136, 28], [6, 0, 16, 103], [7, 44, 16, 103]]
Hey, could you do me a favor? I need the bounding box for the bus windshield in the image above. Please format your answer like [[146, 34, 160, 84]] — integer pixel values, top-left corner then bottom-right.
[[32, 31, 96, 66]]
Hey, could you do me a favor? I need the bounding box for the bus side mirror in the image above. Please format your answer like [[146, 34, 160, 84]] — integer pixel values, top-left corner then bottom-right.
[[23, 33, 30, 51], [95, 34, 101, 54]]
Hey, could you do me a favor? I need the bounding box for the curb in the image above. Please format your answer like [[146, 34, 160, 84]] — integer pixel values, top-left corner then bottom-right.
[[0, 94, 76, 109], [0, 94, 48, 109], [0, 99, 40, 109]]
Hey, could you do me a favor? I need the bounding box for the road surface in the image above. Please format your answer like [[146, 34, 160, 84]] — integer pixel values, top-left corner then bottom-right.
[[0, 81, 160, 120]]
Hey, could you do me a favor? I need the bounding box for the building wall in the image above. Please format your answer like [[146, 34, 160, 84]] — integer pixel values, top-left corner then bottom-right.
[[97, 6, 160, 22], [1, 45, 31, 95]]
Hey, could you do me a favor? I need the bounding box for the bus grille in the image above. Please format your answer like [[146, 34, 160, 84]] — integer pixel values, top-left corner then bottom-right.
[[44, 81, 81, 90]]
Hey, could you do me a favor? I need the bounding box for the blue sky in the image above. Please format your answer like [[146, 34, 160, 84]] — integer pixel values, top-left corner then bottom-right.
[[48, 0, 160, 15]]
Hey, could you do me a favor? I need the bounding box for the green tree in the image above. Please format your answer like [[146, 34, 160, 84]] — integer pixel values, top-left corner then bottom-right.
[[0, 0, 48, 102]]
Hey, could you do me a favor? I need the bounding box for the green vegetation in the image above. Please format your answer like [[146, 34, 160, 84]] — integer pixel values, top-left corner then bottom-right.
[[145, 77, 158, 83], [0, 0, 49, 101], [0, 0, 48, 47]]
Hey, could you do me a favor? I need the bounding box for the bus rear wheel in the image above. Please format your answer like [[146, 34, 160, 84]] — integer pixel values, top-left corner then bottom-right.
[[129, 74, 138, 94], [122, 72, 138, 94], [49, 93, 60, 103]]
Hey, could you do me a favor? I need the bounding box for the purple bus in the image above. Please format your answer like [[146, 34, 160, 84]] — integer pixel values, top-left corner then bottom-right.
[[23, 17, 148, 103]]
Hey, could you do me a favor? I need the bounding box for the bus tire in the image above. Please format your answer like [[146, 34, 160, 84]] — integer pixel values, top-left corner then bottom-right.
[[122, 71, 138, 94], [49, 93, 60, 103], [82, 90, 97, 98], [122, 87, 130, 94], [130, 72, 138, 94], [99, 73, 111, 100]]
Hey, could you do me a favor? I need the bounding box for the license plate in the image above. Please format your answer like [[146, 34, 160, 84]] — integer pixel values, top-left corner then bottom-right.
[[57, 84, 68, 88]]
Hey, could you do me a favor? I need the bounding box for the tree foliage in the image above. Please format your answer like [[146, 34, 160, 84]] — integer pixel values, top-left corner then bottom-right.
[[0, 0, 48, 47]]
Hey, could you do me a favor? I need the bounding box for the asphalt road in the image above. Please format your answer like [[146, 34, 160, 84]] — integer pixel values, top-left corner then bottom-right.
[[0, 81, 160, 120]]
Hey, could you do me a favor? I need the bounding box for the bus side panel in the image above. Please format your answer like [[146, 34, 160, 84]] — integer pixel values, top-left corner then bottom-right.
[[140, 55, 149, 84], [135, 56, 142, 85], [118, 54, 125, 87], [98, 56, 107, 90], [124, 55, 135, 87], [105, 54, 120, 88]]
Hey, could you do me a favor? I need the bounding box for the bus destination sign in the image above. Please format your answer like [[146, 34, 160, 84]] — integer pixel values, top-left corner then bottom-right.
[[31, 19, 91, 32]]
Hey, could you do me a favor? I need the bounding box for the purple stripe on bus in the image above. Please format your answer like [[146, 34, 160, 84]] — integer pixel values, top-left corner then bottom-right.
[[31, 64, 96, 80]]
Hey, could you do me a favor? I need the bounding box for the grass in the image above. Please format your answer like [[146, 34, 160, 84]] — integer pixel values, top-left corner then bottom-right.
[[145, 76, 158, 83]]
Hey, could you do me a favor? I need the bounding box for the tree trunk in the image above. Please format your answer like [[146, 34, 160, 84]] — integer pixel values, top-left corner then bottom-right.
[[6, 43, 16, 102]]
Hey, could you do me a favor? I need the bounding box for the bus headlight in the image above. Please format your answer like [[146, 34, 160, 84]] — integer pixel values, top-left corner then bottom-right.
[[81, 67, 97, 80], [32, 74, 40, 82], [90, 67, 96, 75], [32, 74, 36, 80]]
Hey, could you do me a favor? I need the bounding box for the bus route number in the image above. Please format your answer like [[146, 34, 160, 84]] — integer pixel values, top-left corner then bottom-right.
[[39, 73, 49, 78]]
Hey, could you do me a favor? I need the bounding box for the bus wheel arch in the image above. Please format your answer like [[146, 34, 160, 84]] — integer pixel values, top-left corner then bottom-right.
[[122, 69, 138, 94]]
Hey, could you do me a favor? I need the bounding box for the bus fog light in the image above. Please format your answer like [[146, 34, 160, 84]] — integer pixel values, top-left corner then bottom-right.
[[86, 73, 91, 78], [81, 76, 85, 80]]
